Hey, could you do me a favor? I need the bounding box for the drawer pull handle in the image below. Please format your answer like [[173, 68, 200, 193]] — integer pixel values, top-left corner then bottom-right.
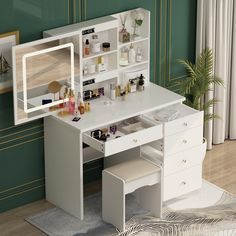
[[182, 181, 186, 185], [183, 122, 188, 126], [182, 159, 187, 163], [133, 139, 138, 143], [182, 140, 188, 144]]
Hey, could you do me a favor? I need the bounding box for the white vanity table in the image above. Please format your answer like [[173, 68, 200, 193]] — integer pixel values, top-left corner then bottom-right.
[[12, 8, 205, 220]]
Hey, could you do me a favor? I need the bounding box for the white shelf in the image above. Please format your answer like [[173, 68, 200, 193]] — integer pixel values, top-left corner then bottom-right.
[[82, 69, 118, 84], [119, 37, 149, 48], [83, 48, 117, 60], [119, 60, 148, 71]]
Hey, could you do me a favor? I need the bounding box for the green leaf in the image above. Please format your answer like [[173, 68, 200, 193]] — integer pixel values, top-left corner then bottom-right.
[[177, 48, 224, 123]]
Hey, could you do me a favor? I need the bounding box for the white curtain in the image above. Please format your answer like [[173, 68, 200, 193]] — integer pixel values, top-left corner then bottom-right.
[[196, 0, 236, 149]]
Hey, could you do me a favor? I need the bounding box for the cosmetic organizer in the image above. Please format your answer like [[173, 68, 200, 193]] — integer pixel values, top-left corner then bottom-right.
[[12, 8, 150, 125]]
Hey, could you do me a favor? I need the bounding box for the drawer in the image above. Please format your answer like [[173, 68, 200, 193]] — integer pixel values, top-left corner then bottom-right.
[[164, 165, 202, 201], [164, 142, 206, 176], [155, 126, 203, 155], [144, 103, 203, 136], [83, 116, 163, 157]]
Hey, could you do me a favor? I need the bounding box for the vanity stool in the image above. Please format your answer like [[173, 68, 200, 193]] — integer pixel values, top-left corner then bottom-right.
[[102, 158, 163, 232]]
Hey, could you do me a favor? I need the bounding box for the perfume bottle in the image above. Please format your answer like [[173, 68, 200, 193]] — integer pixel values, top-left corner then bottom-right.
[[138, 74, 145, 91], [96, 56, 107, 73], [128, 44, 136, 63], [110, 83, 116, 100], [83, 63, 88, 76], [91, 34, 101, 53], [116, 85, 121, 97], [69, 89, 75, 114], [136, 47, 142, 62], [79, 101, 85, 115], [129, 79, 137, 93], [120, 47, 129, 66], [59, 85, 66, 108], [64, 87, 70, 110], [84, 39, 90, 56]]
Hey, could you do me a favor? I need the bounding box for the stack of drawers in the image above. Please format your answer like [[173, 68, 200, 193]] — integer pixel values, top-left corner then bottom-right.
[[143, 103, 206, 201]]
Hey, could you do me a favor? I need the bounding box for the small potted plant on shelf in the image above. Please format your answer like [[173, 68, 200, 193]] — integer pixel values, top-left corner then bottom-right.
[[177, 48, 224, 150]]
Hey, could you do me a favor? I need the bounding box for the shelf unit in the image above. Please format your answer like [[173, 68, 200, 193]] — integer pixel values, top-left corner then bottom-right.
[[12, 9, 150, 125]]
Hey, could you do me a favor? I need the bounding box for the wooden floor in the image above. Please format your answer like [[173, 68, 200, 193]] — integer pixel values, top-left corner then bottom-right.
[[0, 140, 236, 236], [203, 140, 236, 195]]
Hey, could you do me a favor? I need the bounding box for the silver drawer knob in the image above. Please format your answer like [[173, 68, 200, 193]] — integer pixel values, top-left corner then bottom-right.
[[182, 159, 187, 163], [133, 139, 138, 143], [183, 122, 188, 126], [182, 139, 187, 144]]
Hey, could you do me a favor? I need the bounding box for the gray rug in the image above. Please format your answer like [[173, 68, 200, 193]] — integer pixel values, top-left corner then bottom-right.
[[26, 180, 236, 236]]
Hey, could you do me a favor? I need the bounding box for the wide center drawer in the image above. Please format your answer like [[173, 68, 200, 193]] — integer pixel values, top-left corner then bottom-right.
[[143, 103, 203, 136], [83, 116, 163, 157]]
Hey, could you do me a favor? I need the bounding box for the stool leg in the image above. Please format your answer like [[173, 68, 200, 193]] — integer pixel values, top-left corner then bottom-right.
[[135, 182, 162, 218], [102, 171, 126, 232]]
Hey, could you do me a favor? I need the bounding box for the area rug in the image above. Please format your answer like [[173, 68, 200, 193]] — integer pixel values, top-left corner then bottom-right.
[[26, 180, 236, 236]]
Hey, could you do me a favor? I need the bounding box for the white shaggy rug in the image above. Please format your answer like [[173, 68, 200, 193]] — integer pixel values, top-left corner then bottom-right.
[[26, 180, 236, 236]]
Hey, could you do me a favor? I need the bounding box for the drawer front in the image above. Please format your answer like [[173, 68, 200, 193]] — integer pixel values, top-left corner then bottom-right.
[[164, 126, 203, 155], [164, 143, 206, 176], [104, 124, 163, 156], [83, 123, 163, 157], [164, 110, 203, 136], [164, 165, 202, 201]]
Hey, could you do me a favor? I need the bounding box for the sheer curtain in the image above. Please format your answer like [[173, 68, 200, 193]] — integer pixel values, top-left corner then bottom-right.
[[196, 0, 236, 150]]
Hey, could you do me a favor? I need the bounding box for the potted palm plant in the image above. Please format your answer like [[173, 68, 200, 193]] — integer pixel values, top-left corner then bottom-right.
[[177, 48, 224, 150]]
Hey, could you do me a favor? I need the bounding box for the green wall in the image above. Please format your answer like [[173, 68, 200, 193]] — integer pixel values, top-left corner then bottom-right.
[[0, 0, 197, 212]]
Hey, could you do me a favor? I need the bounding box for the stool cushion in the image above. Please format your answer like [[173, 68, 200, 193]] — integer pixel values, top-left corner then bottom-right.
[[104, 159, 160, 183]]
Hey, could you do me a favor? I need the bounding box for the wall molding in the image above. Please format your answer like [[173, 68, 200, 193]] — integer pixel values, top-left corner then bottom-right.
[[0, 178, 45, 200]]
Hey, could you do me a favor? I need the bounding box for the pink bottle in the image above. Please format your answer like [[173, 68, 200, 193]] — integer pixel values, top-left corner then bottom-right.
[[69, 90, 75, 114]]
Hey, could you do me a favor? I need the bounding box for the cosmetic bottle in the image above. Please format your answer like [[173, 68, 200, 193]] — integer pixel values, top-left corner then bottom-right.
[[136, 47, 142, 62], [59, 85, 66, 108], [83, 63, 88, 76], [110, 83, 116, 100], [84, 39, 90, 56], [69, 89, 75, 114], [87, 102, 91, 112], [88, 63, 96, 74], [116, 85, 121, 97], [91, 34, 101, 53], [129, 79, 137, 93], [102, 42, 110, 52], [64, 87, 70, 110], [120, 47, 129, 66], [79, 101, 85, 115], [97, 56, 107, 73], [127, 82, 131, 93], [128, 44, 136, 63], [138, 74, 145, 91]]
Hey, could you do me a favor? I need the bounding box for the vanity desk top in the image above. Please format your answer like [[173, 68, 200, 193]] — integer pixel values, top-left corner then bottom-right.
[[51, 83, 184, 132]]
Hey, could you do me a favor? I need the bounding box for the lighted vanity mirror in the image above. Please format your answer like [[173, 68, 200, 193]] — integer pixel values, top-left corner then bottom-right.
[[12, 33, 81, 124]]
